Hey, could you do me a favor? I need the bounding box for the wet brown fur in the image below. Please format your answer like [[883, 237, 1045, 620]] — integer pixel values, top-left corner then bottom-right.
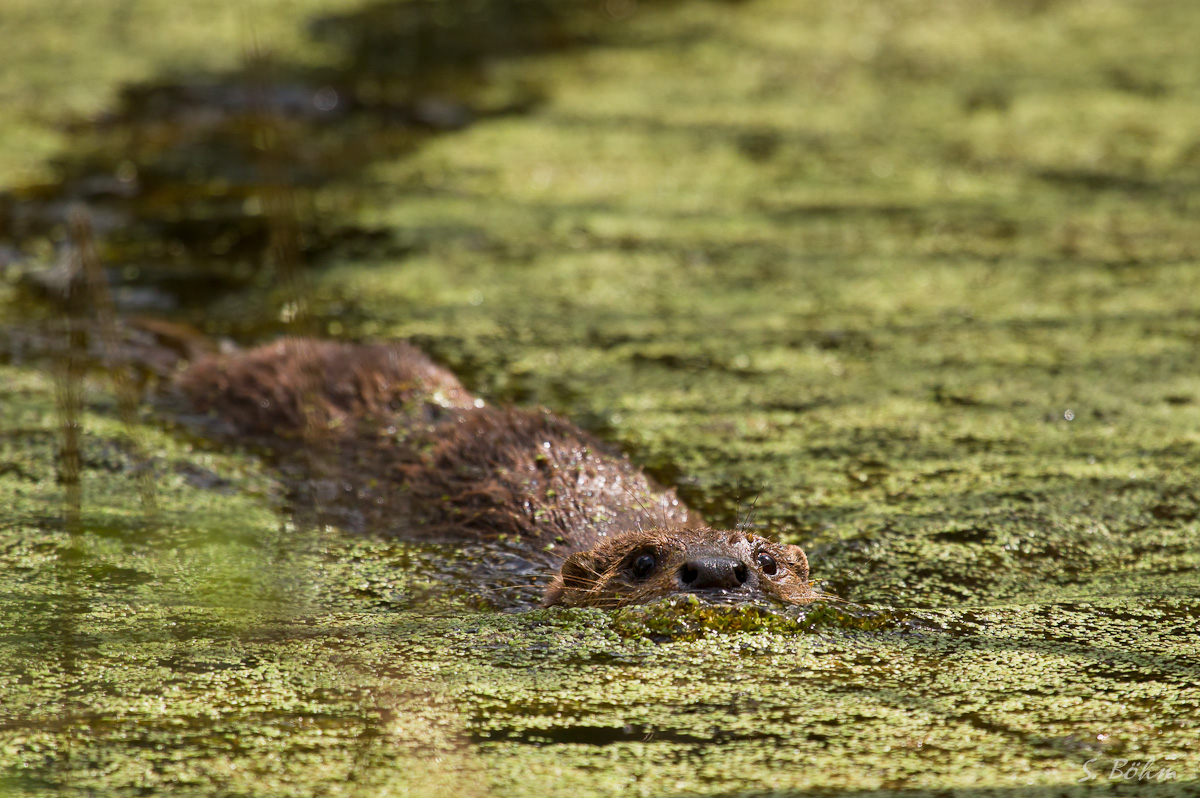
[[179, 338, 474, 438], [394, 406, 692, 549], [176, 337, 815, 608]]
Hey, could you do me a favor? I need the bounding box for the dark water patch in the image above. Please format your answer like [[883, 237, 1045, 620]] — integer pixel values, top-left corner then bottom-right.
[[173, 460, 236, 494], [1034, 167, 1173, 194], [473, 721, 780, 747], [931, 525, 991, 544], [0, 0, 740, 339], [310, 535, 549, 614], [157, 651, 263, 675], [82, 562, 156, 588]]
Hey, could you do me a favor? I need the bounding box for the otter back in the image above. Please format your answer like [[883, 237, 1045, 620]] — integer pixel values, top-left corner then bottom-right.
[[177, 337, 697, 558]]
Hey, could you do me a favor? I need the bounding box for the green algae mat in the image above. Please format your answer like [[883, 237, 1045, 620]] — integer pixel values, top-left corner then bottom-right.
[[2, 0, 1200, 795]]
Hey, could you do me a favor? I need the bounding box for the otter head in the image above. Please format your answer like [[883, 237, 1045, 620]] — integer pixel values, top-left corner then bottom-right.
[[542, 527, 815, 608]]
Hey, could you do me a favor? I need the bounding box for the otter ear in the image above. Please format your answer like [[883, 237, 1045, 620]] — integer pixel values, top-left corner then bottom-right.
[[542, 551, 601, 607], [783, 544, 809, 581]]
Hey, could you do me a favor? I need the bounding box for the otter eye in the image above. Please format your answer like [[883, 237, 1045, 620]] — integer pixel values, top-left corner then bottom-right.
[[630, 553, 657, 580], [756, 552, 778, 576]]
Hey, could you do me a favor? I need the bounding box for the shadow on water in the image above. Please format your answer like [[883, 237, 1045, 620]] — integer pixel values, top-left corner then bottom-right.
[[0, 0, 738, 330]]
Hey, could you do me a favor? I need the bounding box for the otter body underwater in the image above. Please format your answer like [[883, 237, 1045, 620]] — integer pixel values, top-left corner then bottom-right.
[[174, 337, 816, 608]]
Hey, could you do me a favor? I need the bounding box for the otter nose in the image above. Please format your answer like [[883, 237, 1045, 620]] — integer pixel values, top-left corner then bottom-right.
[[679, 557, 750, 591]]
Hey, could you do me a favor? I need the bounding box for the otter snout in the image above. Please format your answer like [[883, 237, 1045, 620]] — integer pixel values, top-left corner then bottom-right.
[[679, 556, 752, 591]]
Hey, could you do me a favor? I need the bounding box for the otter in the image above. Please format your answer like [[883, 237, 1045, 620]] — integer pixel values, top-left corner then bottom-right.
[[173, 336, 816, 608], [544, 526, 814, 608]]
